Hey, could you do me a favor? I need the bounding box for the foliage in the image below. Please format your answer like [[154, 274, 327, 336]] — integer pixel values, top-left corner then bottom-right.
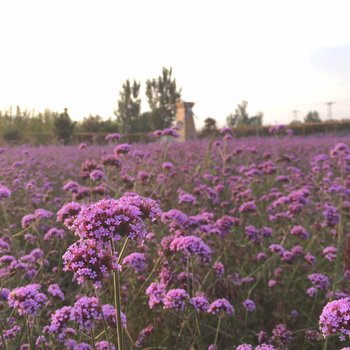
[[115, 80, 141, 133], [304, 111, 321, 123], [227, 101, 263, 128], [2, 127, 21, 143], [53, 109, 76, 144], [78, 115, 118, 133], [145, 67, 181, 130], [199, 117, 219, 137]]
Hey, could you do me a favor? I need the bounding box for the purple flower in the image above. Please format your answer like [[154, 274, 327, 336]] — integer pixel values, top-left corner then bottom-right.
[[271, 323, 293, 347], [255, 345, 276, 350], [146, 282, 166, 309], [207, 298, 235, 316], [304, 252, 316, 265], [323, 246, 337, 262], [208, 345, 218, 350], [0, 288, 10, 300], [122, 252, 147, 273], [236, 345, 253, 350], [307, 287, 318, 298], [79, 143, 87, 150], [178, 188, 197, 205], [118, 192, 162, 222], [44, 227, 65, 241], [162, 128, 179, 138], [34, 208, 53, 219], [290, 225, 309, 240], [239, 201, 257, 214], [101, 303, 127, 328], [190, 292, 209, 312], [63, 239, 118, 288], [48, 306, 72, 335], [163, 288, 189, 312], [72, 342, 92, 350], [0, 185, 11, 199], [89, 169, 105, 181], [323, 203, 340, 227], [8, 284, 47, 316], [170, 235, 212, 263], [21, 214, 37, 228], [70, 297, 102, 330], [135, 325, 154, 347], [245, 225, 261, 243], [213, 261, 225, 277], [57, 202, 82, 230], [113, 143, 131, 155], [101, 155, 121, 167], [268, 280, 277, 288], [308, 273, 330, 290], [73, 198, 146, 242], [162, 162, 174, 171], [242, 299, 256, 312], [96, 341, 116, 350], [105, 133, 122, 142], [48, 284, 64, 300], [319, 297, 350, 341]]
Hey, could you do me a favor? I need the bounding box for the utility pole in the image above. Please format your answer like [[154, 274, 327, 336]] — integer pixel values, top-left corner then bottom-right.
[[292, 110, 299, 121], [326, 102, 335, 120]]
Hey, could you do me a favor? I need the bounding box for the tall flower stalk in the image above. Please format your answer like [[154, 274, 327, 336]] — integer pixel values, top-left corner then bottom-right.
[[111, 237, 129, 350]]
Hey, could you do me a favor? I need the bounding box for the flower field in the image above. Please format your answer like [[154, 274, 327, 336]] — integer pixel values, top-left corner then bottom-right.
[[1, 132, 350, 350]]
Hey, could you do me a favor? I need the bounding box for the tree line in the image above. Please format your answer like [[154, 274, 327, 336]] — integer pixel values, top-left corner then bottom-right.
[[0, 67, 181, 144], [0, 65, 337, 144]]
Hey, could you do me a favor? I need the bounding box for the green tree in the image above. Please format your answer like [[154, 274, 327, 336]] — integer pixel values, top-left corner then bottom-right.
[[226, 101, 263, 127], [304, 111, 321, 123], [54, 108, 75, 144], [130, 112, 154, 133], [249, 112, 264, 126], [80, 115, 104, 133], [145, 67, 181, 130], [115, 80, 141, 133], [200, 117, 218, 137]]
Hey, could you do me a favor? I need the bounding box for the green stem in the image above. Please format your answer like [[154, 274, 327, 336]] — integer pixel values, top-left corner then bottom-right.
[[332, 216, 343, 294], [113, 269, 123, 350], [323, 338, 328, 350], [95, 289, 112, 350], [117, 237, 130, 264], [0, 326, 8, 350], [90, 329, 96, 350], [134, 255, 163, 299], [26, 317, 34, 350], [111, 237, 129, 350], [214, 315, 222, 346]]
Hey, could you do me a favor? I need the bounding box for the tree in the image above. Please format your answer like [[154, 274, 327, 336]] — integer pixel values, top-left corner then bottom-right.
[[226, 101, 263, 127], [80, 115, 104, 133], [249, 112, 264, 127], [78, 115, 118, 133], [145, 67, 181, 130], [115, 80, 141, 133], [304, 111, 321, 123], [130, 112, 154, 133], [53, 108, 75, 144], [200, 117, 218, 137]]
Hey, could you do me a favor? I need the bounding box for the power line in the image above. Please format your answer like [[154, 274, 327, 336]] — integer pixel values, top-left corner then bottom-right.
[[326, 101, 335, 120], [292, 110, 299, 121]]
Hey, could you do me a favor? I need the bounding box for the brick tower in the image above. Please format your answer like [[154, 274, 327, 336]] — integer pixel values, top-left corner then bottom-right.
[[175, 101, 197, 142]]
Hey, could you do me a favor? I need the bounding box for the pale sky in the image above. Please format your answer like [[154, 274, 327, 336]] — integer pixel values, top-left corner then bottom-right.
[[1, 0, 350, 127]]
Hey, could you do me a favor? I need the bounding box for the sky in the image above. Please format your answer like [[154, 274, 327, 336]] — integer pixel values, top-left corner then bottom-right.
[[0, 0, 350, 128]]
